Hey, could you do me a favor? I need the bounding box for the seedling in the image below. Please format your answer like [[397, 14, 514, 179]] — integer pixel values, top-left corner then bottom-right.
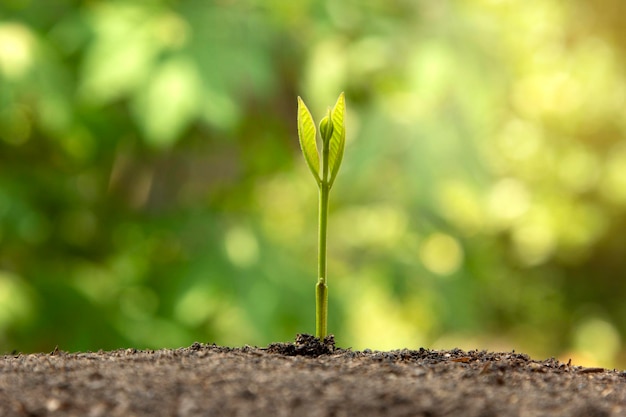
[[297, 92, 346, 340]]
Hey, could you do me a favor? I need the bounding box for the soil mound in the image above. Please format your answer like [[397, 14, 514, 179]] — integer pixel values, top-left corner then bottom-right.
[[1, 336, 625, 416]]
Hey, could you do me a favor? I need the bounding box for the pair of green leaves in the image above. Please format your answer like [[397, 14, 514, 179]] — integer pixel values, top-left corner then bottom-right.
[[297, 92, 346, 188]]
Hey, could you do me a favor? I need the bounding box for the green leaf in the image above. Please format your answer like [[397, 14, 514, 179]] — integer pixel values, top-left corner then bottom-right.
[[297, 96, 320, 183], [328, 92, 346, 188]]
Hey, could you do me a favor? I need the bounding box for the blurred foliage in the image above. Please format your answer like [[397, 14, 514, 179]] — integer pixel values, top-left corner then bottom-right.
[[1, 0, 626, 368]]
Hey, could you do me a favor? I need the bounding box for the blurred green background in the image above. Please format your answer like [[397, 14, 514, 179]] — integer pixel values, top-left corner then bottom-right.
[[1, 0, 626, 368]]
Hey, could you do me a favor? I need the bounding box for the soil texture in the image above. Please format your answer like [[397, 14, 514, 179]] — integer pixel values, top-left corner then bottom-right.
[[1, 334, 625, 417]]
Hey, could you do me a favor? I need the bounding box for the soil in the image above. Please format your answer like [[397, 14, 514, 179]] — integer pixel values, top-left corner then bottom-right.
[[1, 334, 625, 417]]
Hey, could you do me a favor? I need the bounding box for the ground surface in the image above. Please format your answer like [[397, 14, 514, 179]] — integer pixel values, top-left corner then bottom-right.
[[1, 334, 625, 417]]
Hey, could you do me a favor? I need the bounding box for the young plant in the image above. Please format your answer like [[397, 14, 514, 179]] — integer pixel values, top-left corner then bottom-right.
[[297, 92, 346, 340]]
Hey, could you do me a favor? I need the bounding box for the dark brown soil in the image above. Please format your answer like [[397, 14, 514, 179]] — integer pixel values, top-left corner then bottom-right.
[[1, 334, 625, 417]]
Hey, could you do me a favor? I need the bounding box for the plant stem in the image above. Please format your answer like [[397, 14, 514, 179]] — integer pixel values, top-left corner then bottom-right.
[[316, 128, 331, 340], [316, 182, 329, 339]]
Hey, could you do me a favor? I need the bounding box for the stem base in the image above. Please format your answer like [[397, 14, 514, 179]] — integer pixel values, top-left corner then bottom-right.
[[315, 281, 328, 339]]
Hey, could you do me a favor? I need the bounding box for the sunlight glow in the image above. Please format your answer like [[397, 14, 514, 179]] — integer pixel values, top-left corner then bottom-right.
[[487, 178, 530, 229], [0, 23, 34, 79], [224, 226, 259, 268], [573, 318, 621, 368], [419, 233, 463, 276]]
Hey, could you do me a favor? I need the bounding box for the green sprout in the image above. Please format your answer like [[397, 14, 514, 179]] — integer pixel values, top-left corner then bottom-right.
[[297, 92, 346, 340]]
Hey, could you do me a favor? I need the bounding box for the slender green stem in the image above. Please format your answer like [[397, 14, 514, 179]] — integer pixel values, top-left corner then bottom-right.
[[316, 182, 329, 339], [316, 126, 331, 339]]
